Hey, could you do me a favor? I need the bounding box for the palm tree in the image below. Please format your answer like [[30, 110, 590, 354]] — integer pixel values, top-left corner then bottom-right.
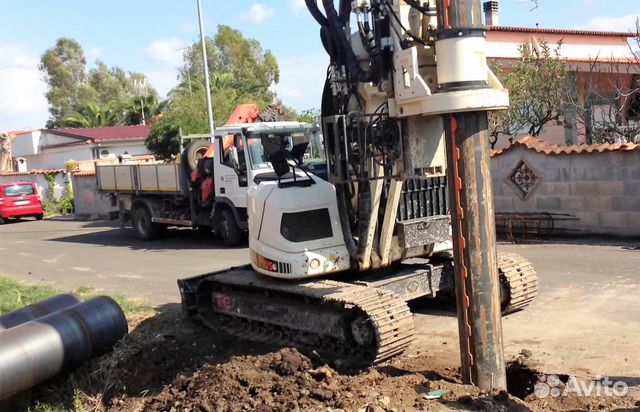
[[123, 94, 164, 125], [62, 102, 123, 128]]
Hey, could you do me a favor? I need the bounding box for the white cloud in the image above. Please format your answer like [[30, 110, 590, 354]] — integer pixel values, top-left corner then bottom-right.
[[0, 42, 48, 130], [240, 3, 276, 24], [88, 47, 103, 59], [145, 37, 185, 66], [179, 21, 198, 34], [146, 68, 180, 99], [272, 52, 328, 111], [290, 0, 307, 15], [585, 13, 639, 32]]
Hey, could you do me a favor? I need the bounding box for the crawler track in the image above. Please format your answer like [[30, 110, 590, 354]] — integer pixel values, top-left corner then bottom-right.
[[498, 252, 539, 314], [189, 268, 414, 366], [179, 253, 538, 367]]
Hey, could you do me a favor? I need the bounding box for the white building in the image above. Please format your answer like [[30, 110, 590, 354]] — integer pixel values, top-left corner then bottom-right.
[[11, 125, 151, 172]]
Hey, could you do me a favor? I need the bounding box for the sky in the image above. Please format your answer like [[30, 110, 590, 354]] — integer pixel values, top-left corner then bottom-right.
[[0, 0, 638, 131]]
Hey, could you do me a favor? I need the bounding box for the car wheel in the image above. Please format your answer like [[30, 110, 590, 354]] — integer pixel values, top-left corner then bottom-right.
[[132, 206, 165, 240], [0, 216, 5, 225], [219, 208, 241, 246], [35, 214, 44, 221]]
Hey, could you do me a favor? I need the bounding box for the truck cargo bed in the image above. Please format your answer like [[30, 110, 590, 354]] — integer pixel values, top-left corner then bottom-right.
[[97, 164, 183, 194]]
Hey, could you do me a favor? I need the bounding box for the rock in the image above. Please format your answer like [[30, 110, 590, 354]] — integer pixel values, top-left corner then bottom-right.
[[199, 400, 214, 412], [309, 366, 334, 382], [519, 349, 533, 358], [365, 403, 385, 412], [310, 387, 334, 401], [379, 396, 391, 406], [288, 400, 301, 412]]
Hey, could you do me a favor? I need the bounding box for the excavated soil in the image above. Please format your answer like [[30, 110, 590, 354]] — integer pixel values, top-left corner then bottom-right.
[[15, 308, 640, 412]]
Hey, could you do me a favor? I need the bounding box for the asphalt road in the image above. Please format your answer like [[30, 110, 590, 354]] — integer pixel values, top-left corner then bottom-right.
[[0, 218, 247, 305], [1, 218, 639, 379]]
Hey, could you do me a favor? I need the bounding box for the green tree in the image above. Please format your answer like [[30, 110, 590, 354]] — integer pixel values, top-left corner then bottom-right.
[[88, 61, 132, 104], [146, 74, 242, 158], [123, 94, 165, 125], [297, 109, 320, 124], [179, 25, 279, 107], [147, 26, 282, 157], [62, 102, 123, 128], [40, 38, 94, 127], [489, 40, 568, 147], [41, 38, 161, 128]]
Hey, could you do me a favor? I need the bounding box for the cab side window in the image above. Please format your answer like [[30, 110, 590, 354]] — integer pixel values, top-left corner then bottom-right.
[[220, 133, 248, 186], [221, 134, 239, 170]]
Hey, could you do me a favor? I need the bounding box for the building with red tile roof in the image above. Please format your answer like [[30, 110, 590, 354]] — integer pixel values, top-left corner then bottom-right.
[[483, 1, 639, 148], [10, 125, 151, 172]]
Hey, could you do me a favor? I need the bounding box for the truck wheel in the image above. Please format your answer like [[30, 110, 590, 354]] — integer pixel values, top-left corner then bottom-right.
[[132, 206, 165, 240], [183, 140, 211, 172], [219, 208, 241, 246]]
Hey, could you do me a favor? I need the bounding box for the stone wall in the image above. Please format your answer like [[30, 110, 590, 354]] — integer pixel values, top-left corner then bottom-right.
[[492, 145, 640, 237], [71, 173, 117, 219]]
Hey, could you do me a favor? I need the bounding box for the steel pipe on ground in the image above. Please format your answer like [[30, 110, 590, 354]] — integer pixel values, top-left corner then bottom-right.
[[0, 296, 128, 400], [0, 293, 82, 331]]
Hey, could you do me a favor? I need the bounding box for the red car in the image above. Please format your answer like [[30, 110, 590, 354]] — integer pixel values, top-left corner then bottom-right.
[[0, 182, 44, 224]]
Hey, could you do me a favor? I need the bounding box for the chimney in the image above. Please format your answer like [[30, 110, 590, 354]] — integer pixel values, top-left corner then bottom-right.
[[483, 1, 499, 26]]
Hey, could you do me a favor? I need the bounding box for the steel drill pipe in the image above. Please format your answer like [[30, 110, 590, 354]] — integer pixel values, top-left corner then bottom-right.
[[0, 293, 82, 331], [435, 0, 507, 391], [0, 296, 128, 400]]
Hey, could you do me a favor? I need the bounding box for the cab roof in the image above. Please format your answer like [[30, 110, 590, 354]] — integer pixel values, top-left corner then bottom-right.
[[217, 121, 315, 134]]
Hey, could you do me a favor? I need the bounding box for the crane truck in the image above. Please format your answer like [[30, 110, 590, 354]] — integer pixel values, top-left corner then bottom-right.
[[178, 0, 539, 368]]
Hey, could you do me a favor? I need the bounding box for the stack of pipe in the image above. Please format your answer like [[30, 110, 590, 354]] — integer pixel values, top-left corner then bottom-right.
[[0, 294, 128, 400]]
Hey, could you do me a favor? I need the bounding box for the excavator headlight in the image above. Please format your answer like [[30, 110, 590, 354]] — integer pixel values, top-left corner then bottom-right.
[[309, 258, 321, 270]]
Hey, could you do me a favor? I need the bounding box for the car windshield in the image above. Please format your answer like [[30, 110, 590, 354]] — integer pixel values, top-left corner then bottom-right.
[[5, 184, 35, 197], [246, 129, 324, 170]]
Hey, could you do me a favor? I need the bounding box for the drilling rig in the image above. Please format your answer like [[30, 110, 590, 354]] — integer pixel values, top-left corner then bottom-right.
[[179, 0, 538, 390]]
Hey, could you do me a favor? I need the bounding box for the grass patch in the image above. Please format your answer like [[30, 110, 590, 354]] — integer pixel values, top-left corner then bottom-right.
[[0, 275, 151, 315]]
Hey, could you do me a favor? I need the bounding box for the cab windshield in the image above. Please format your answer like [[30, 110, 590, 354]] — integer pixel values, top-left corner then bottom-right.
[[246, 129, 324, 170]]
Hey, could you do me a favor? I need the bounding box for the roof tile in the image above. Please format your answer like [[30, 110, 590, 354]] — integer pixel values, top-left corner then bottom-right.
[[488, 25, 635, 38], [491, 135, 640, 157], [73, 171, 96, 177], [0, 169, 66, 177], [48, 125, 149, 142]]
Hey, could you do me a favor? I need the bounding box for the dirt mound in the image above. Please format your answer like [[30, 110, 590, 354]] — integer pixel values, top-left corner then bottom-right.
[[15, 308, 640, 412], [136, 348, 530, 412]]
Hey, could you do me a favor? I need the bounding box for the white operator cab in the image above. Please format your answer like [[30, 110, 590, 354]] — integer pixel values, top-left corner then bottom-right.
[[241, 124, 351, 279], [213, 122, 325, 252]]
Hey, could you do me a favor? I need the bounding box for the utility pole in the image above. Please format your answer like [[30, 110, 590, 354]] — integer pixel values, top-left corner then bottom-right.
[[197, 0, 215, 137], [437, 0, 507, 391]]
